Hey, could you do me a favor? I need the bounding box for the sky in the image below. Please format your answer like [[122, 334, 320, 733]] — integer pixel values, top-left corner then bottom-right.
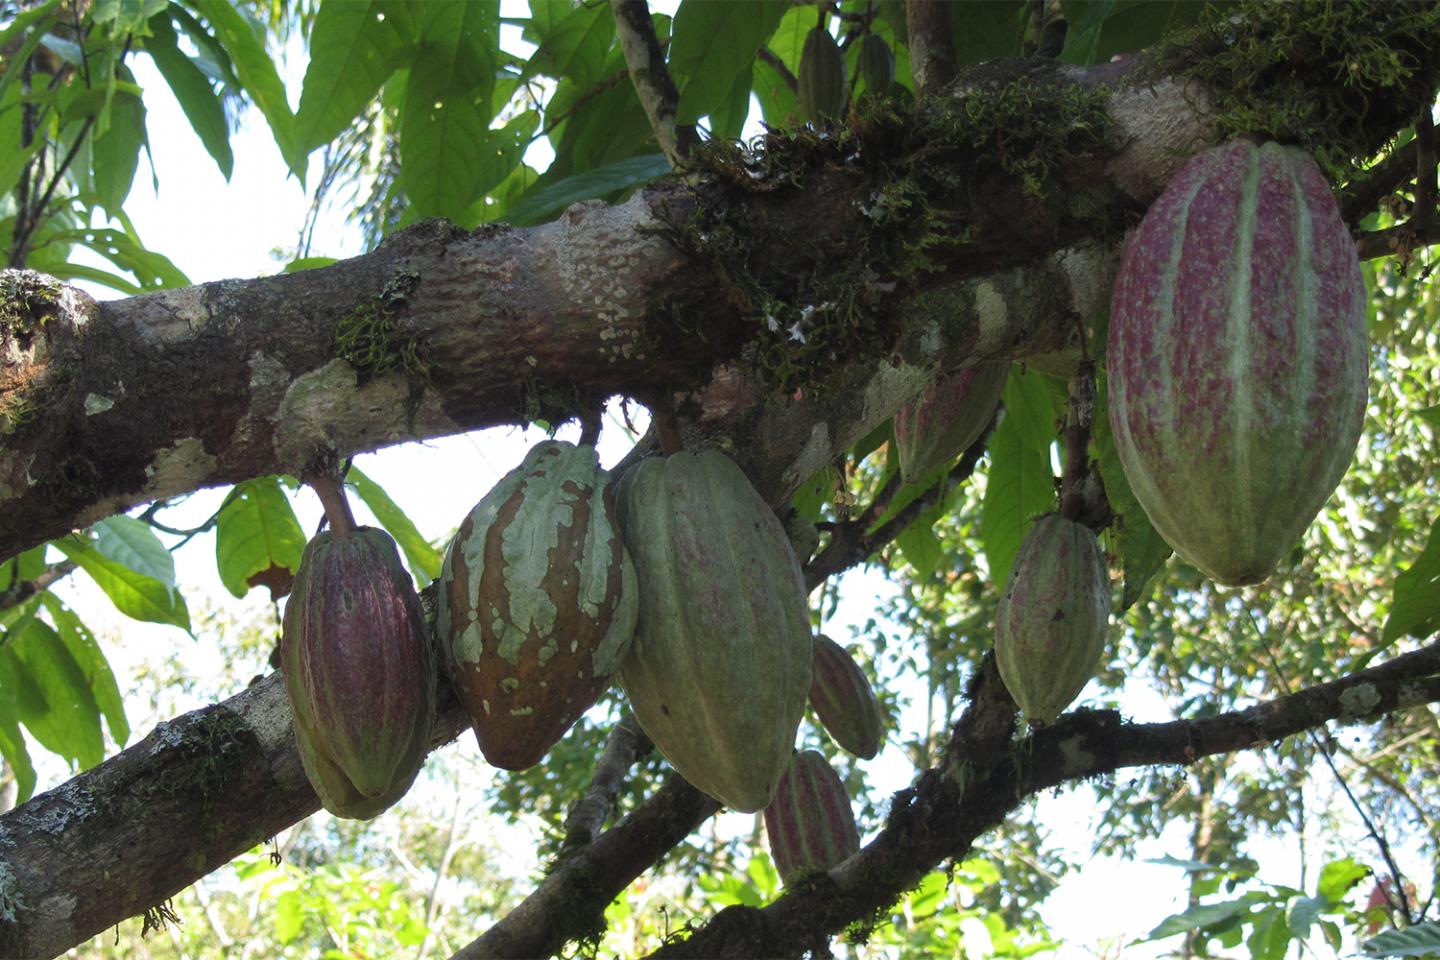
[[35, 8, 1359, 958]]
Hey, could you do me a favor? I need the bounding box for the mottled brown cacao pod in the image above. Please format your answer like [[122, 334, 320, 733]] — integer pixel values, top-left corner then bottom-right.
[[437, 440, 637, 770], [615, 450, 812, 812], [282, 527, 435, 819]]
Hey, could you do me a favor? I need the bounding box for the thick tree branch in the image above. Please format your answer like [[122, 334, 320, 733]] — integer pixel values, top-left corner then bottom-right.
[[610, 0, 695, 164]]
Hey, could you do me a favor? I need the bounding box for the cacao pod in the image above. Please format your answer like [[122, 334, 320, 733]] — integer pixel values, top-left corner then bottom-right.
[[809, 634, 884, 760], [616, 450, 812, 812], [437, 440, 637, 770], [798, 26, 847, 124], [894, 362, 1008, 484], [994, 514, 1110, 725], [764, 750, 861, 884], [282, 527, 435, 819], [857, 33, 895, 100], [1108, 139, 1368, 586]]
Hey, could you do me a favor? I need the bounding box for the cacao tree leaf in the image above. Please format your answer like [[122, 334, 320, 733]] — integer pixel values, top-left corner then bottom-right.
[[46, 227, 190, 290], [455, 110, 540, 227], [283, 256, 339, 273], [2, 619, 103, 769], [981, 411, 1054, 589], [669, 0, 788, 124], [1092, 375, 1170, 608], [90, 64, 147, 216], [56, 536, 191, 631], [896, 520, 943, 578], [504, 153, 671, 227], [91, 0, 168, 33], [1417, 403, 1440, 427], [42, 594, 129, 748], [950, 1, 1025, 68], [398, 1, 499, 218], [1362, 922, 1440, 957], [1316, 857, 1369, 902], [345, 464, 441, 584], [167, 4, 243, 91], [1246, 907, 1292, 960], [191, 0, 303, 176], [0, 2, 60, 110], [215, 477, 307, 599], [1381, 513, 1440, 643], [143, 9, 233, 178], [707, 63, 753, 141], [294, 0, 412, 154], [1003, 366, 1064, 452], [753, 51, 799, 127], [524, 0, 615, 89], [1139, 893, 1265, 942], [1285, 895, 1325, 941], [0, 688, 36, 804], [1059, 0, 1224, 66], [791, 466, 835, 523], [93, 515, 176, 591], [0, 84, 45, 201]]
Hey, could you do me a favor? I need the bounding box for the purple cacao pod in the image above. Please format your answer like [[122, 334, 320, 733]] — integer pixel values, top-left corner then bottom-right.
[[616, 450, 813, 813], [994, 515, 1111, 725], [437, 440, 637, 770], [764, 750, 861, 884], [282, 527, 435, 819], [1108, 139, 1368, 586], [894, 362, 1008, 484], [809, 634, 884, 760]]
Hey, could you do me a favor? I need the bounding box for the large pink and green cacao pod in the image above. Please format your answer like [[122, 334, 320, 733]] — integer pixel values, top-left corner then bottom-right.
[[994, 515, 1111, 726], [763, 750, 861, 884], [1108, 138, 1368, 586], [809, 634, 884, 760], [615, 450, 813, 813], [282, 527, 436, 820], [437, 440, 637, 771], [894, 362, 1008, 484]]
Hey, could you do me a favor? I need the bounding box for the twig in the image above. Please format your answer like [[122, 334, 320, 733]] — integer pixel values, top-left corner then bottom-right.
[[1353, 219, 1440, 262], [757, 48, 798, 94], [0, 561, 77, 611], [610, 0, 696, 165], [559, 713, 653, 855]]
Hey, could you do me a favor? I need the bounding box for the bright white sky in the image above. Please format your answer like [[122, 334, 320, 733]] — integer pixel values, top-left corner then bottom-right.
[[39, 7, 1349, 957]]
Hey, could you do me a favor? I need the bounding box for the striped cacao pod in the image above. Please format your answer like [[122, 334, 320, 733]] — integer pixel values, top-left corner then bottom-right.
[[798, 26, 847, 124], [1108, 139, 1368, 586], [809, 634, 883, 760], [282, 527, 435, 819], [764, 750, 861, 884], [437, 440, 637, 770], [616, 450, 812, 812], [857, 33, 895, 100], [894, 362, 1008, 484], [994, 514, 1111, 725]]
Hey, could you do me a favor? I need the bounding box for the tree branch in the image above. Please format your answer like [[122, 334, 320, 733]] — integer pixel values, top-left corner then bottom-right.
[[610, 0, 695, 165], [560, 712, 652, 855], [905, 0, 956, 97]]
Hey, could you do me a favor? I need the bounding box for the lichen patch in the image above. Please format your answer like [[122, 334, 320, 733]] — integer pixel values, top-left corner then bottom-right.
[[142, 438, 218, 500]]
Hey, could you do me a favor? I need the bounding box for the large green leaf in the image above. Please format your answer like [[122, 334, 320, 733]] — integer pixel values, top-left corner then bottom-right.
[[0, 687, 36, 803], [1363, 921, 1440, 957], [505, 153, 671, 226], [1140, 894, 1265, 941], [56, 536, 190, 630], [981, 404, 1055, 589], [192, 0, 303, 176], [1, 619, 104, 769], [398, 1, 499, 218], [1093, 375, 1171, 609], [90, 64, 148, 215], [1382, 513, 1440, 642], [294, 0, 413, 154], [92, 0, 169, 33], [345, 464, 441, 585], [1316, 857, 1370, 903], [215, 477, 307, 599], [669, 0, 789, 124], [456, 110, 539, 227], [93, 515, 176, 590], [42, 594, 129, 748], [525, 0, 615, 89], [39, 226, 190, 290], [144, 8, 233, 178]]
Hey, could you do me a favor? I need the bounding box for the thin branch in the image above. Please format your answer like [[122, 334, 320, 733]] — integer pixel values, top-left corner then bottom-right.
[[1354, 218, 1440, 261], [0, 561, 77, 611], [610, 0, 696, 165], [1341, 140, 1419, 225], [559, 712, 652, 855], [905, 0, 957, 97], [757, 48, 798, 94]]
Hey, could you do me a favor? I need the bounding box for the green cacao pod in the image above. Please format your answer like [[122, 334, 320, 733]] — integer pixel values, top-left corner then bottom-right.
[[1108, 139, 1368, 586], [437, 440, 638, 770], [798, 26, 847, 124], [994, 515, 1111, 725], [616, 450, 812, 812], [809, 634, 883, 760], [785, 511, 820, 563], [282, 527, 435, 819], [763, 750, 861, 884], [857, 33, 895, 100], [893, 362, 1008, 484]]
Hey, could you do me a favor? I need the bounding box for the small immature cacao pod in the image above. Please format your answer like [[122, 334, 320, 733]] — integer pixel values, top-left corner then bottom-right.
[[1108, 139, 1368, 586], [857, 33, 895, 100], [809, 634, 884, 760], [437, 440, 638, 770], [282, 527, 436, 819], [798, 26, 848, 124], [994, 514, 1111, 725], [616, 450, 813, 812], [764, 750, 861, 884], [893, 362, 1008, 485]]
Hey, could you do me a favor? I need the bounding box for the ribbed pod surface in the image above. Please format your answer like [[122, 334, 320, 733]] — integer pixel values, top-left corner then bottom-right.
[[809, 634, 884, 760], [764, 750, 861, 883]]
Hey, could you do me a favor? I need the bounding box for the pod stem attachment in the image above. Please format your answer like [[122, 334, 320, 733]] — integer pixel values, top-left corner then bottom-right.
[[310, 473, 357, 535]]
